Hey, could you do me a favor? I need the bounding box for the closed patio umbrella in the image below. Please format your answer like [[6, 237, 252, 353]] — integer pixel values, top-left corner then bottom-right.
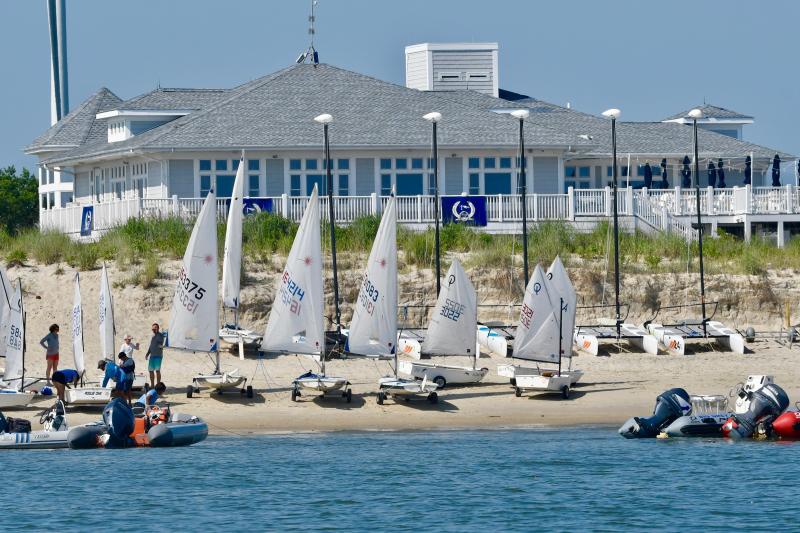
[[643, 162, 653, 188], [744, 155, 752, 185], [717, 158, 726, 188], [772, 154, 781, 186], [707, 161, 717, 187], [660, 158, 669, 188], [681, 155, 691, 188]]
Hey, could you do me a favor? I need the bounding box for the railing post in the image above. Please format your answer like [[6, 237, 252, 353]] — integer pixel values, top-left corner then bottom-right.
[[171, 195, 179, 217], [626, 186, 634, 215], [567, 186, 575, 221], [706, 186, 714, 215], [785, 184, 793, 214], [370, 193, 378, 216], [498, 195, 504, 222], [281, 193, 289, 218], [745, 184, 752, 214], [604, 186, 611, 217], [416, 195, 423, 223], [532, 193, 538, 221]]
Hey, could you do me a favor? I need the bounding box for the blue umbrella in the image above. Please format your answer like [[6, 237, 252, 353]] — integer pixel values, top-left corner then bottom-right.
[[643, 162, 653, 188], [744, 155, 752, 185], [707, 161, 717, 187], [660, 158, 669, 188], [717, 159, 726, 188], [772, 154, 781, 186], [681, 155, 691, 188]]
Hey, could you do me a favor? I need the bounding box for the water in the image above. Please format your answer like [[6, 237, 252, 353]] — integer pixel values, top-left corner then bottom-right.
[[3, 427, 799, 532]]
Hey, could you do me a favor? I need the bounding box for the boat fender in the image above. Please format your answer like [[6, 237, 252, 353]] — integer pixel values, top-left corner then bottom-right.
[[619, 388, 692, 439], [722, 383, 789, 439]]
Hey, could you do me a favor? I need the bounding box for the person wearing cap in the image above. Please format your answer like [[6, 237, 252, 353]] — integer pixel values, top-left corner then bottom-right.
[[119, 335, 140, 359], [98, 359, 127, 399], [118, 352, 136, 405]]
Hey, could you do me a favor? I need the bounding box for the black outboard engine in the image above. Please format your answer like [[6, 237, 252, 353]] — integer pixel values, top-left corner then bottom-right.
[[722, 383, 789, 440], [103, 398, 135, 448], [619, 388, 692, 439]]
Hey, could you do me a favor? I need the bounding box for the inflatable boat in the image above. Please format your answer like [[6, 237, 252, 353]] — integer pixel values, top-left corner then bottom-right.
[[67, 398, 208, 449], [771, 410, 800, 440], [0, 400, 70, 449], [722, 383, 789, 439], [663, 395, 731, 437], [619, 388, 692, 438]]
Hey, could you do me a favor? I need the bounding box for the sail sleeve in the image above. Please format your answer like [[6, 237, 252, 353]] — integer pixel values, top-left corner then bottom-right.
[[2, 281, 24, 389], [261, 187, 325, 355], [421, 258, 477, 356], [221, 159, 245, 309], [98, 264, 115, 361], [513, 264, 561, 364], [72, 273, 85, 374], [346, 195, 398, 357], [546, 256, 577, 357], [167, 190, 219, 352]]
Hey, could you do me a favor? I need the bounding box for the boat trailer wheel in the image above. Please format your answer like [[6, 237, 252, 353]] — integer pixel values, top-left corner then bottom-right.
[[514, 387, 522, 398], [427, 392, 438, 404], [377, 391, 385, 405], [561, 385, 570, 400], [186, 385, 194, 398], [433, 376, 446, 389], [246, 385, 254, 399], [291, 387, 299, 402]]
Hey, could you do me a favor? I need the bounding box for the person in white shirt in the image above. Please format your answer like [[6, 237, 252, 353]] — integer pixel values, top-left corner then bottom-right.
[[119, 334, 140, 359]]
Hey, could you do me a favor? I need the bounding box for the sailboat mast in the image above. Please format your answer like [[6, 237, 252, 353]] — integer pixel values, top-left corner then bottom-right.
[[611, 117, 621, 338], [692, 117, 707, 337], [324, 122, 341, 334], [20, 281, 26, 392], [557, 297, 563, 377]]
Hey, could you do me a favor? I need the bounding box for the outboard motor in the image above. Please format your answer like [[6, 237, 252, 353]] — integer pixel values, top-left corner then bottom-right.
[[103, 398, 135, 448], [722, 383, 789, 440], [619, 388, 691, 439]]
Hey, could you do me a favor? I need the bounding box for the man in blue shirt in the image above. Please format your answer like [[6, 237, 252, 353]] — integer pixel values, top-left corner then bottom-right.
[[51, 368, 80, 401], [135, 382, 166, 409], [98, 359, 127, 399]]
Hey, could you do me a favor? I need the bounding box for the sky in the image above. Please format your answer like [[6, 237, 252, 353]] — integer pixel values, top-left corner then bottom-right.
[[2, 0, 798, 172]]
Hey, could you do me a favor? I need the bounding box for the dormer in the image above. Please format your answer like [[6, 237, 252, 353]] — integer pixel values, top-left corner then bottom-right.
[[405, 42, 499, 97], [97, 110, 191, 143]]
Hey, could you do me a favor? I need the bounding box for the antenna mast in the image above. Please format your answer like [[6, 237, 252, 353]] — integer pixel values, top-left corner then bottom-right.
[[296, 0, 320, 65]]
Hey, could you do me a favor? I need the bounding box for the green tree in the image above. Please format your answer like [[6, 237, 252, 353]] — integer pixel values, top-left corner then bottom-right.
[[0, 166, 38, 235]]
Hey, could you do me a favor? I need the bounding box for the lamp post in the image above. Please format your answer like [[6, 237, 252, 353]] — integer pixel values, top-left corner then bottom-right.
[[688, 108, 707, 336], [601, 108, 622, 338], [511, 109, 530, 286], [423, 111, 442, 294], [314, 113, 341, 332]]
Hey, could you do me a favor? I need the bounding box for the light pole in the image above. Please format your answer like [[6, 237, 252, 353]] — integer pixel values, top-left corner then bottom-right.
[[511, 109, 530, 286], [314, 113, 341, 333], [601, 108, 622, 338], [423, 111, 442, 295], [688, 108, 707, 336]]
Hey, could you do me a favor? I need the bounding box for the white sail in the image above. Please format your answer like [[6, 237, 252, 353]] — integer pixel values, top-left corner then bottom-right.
[[3, 281, 24, 389], [421, 258, 477, 356], [513, 264, 561, 364], [222, 157, 245, 310], [0, 264, 12, 358], [167, 190, 219, 352], [261, 187, 324, 356], [98, 264, 115, 361], [72, 273, 85, 375], [346, 195, 397, 357], [546, 256, 577, 358]]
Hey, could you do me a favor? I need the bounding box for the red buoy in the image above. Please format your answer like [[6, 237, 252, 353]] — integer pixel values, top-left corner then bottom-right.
[[772, 411, 800, 440]]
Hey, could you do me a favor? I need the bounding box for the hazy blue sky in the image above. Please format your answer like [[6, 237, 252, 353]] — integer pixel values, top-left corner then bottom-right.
[[2, 0, 798, 171]]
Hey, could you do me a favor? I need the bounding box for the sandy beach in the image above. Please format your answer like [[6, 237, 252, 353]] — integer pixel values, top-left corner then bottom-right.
[[5, 262, 800, 434]]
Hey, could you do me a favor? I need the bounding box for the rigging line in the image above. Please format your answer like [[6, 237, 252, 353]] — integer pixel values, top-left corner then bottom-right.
[[204, 419, 250, 438]]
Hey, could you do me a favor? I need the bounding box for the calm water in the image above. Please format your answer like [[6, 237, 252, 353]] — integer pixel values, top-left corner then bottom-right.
[[3, 427, 799, 532]]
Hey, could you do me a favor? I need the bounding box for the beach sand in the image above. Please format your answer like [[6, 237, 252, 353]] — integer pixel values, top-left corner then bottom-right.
[[5, 262, 799, 434]]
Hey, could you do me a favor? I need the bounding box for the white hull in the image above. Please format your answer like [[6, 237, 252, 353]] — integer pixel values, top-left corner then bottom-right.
[[397, 336, 422, 359], [295, 376, 349, 393], [219, 326, 262, 345], [378, 376, 438, 397], [194, 370, 247, 390], [663, 413, 730, 438], [496, 364, 583, 385], [0, 391, 39, 409], [645, 323, 686, 355], [477, 325, 511, 358], [706, 321, 745, 354], [574, 323, 659, 356], [66, 387, 112, 406], [514, 373, 573, 397], [398, 360, 488, 387], [0, 429, 69, 449], [646, 321, 743, 355]]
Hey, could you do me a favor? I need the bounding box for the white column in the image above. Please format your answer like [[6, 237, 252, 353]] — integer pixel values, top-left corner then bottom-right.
[[777, 220, 785, 248], [567, 186, 575, 220], [604, 186, 612, 217], [281, 193, 289, 218], [625, 186, 634, 215], [744, 219, 752, 242], [370, 192, 378, 215], [674, 186, 682, 215]]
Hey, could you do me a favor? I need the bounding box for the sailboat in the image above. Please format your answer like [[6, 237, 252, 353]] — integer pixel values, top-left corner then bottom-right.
[[496, 257, 583, 386], [171, 191, 246, 396], [219, 155, 262, 350], [510, 264, 574, 399], [261, 187, 352, 402], [0, 265, 13, 378], [346, 195, 439, 404], [398, 259, 488, 388], [0, 280, 40, 409]]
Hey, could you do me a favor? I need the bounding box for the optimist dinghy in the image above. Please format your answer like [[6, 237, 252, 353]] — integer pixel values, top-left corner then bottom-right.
[[398, 259, 488, 388], [0, 280, 42, 409], [346, 195, 437, 404]]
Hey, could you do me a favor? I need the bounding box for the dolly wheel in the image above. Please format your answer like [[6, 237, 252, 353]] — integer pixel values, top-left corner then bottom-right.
[[345, 389, 352, 403], [561, 385, 570, 399], [186, 385, 193, 399], [246, 385, 254, 399], [291, 388, 298, 402], [433, 376, 446, 389], [428, 392, 438, 404], [240, 388, 246, 396], [377, 392, 385, 405], [515, 387, 522, 398], [510, 378, 516, 386]]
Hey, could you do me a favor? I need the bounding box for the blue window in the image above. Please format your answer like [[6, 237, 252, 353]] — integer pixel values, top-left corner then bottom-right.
[[199, 160, 211, 171], [396, 173, 423, 195], [484, 158, 496, 169], [232, 159, 240, 171], [290, 159, 302, 171], [305, 159, 318, 170], [306, 174, 325, 195], [248, 175, 259, 197], [380, 159, 392, 170], [411, 158, 423, 169], [565, 166, 577, 178], [607, 166, 629, 177], [428, 174, 436, 195], [500, 157, 512, 169], [325, 159, 333, 170], [200, 175, 211, 196], [215, 160, 228, 171], [622, 166, 629, 177], [485, 172, 511, 195], [468, 158, 480, 169], [290, 175, 301, 196], [469, 173, 480, 195], [338, 159, 349, 170], [395, 158, 408, 170], [428, 158, 435, 169], [338, 174, 349, 196], [216, 175, 235, 198], [579, 167, 591, 178], [248, 159, 260, 171], [381, 174, 392, 196]]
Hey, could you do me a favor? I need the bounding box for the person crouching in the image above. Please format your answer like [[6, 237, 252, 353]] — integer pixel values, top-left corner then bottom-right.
[[98, 359, 127, 401], [51, 368, 81, 401]]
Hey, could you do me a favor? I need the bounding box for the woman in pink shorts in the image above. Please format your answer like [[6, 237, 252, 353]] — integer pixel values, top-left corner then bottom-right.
[[39, 324, 60, 384]]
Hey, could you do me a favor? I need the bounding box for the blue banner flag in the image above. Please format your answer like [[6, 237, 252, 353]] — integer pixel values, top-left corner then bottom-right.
[[80, 206, 94, 236], [441, 196, 487, 226], [242, 198, 274, 216]]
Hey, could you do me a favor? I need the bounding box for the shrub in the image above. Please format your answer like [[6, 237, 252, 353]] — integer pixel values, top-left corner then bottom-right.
[[6, 248, 26, 267], [66, 243, 99, 271]]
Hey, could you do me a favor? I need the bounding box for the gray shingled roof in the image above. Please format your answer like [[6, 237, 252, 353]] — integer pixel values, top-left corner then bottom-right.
[[26, 87, 122, 153], [42, 64, 594, 166], [118, 87, 228, 111], [663, 104, 754, 121]]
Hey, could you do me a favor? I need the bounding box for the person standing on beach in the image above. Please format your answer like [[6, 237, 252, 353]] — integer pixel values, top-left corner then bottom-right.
[[39, 324, 60, 384], [119, 334, 139, 359], [145, 323, 166, 388]]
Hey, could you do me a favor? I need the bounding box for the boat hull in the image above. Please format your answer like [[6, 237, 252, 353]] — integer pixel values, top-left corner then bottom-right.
[[497, 364, 582, 385], [398, 360, 488, 386], [0, 429, 69, 449], [194, 371, 247, 390], [772, 411, 800, 439], [148, 418, 209, 447], [514, 373, 572, 395], [219, 326, 262, 346], [378, 376, 438, 396], [663, 413, 730, 437], [295, 376, 349, 393], [0, 391, 38, 409], [66, 387, 112, 405], [477, 325, 511, 358]]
